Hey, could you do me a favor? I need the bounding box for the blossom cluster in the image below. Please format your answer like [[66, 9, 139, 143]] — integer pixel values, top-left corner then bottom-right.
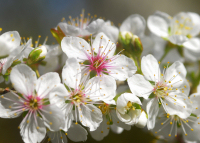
[[0, 10, 200, 143]]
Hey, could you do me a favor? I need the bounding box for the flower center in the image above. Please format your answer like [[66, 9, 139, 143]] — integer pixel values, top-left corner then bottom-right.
[[70, 90, 86, 104], [24, 96, 42, 110], [170, 15, 193, 37], [99, 103, 110, 115]]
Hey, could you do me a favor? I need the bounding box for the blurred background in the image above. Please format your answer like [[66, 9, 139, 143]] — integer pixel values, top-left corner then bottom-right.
[[1, 0, 200, 142]]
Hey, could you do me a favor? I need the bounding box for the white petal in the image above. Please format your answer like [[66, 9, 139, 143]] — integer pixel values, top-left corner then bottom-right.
[[146, 98, 159, 130], [92, 32, 116, 59], [90, 117, 109, 141], [120, 14, 146, 37], [62, 58, 81, 89], [79, 104, 103, 131], [110, 110, 131, 131], [128, 74, 154, 99], [38, 56, 59, 75], [116, 110, 131, 123], [20, 113, 46, 143], [162, 93, 192, 119], [169, 35, 189, 46], [123, 93, 142, 105], [85, 19, 105, 34], [147, 11, 170, 37], [68, 123, 88, 142], [36, 72, 61, 98], [41, 104, 65, 131], [47, 131, 68, 143], [197, 84, 200, 93], [0, 92, 23, 118], [10, 64, 37, 96], [58, 22, 80, 36], [61, 36, 90, 62], [98, 20, 119, 43], [63, 103, 74, 131], [189, 93, 200, 116], [135, 111, 148, 128], [183, 38, 200, 61], [141, 54, 160, 82], [116, 93, 128, 115], [126, 109, 141, 125], [0, 31, 20, 57], [108, 55, 137, 81], [187, 12, 200, 37], [2, 56, 14, 75], [110, 124, 124, 134], [85, 74, 116, 104]]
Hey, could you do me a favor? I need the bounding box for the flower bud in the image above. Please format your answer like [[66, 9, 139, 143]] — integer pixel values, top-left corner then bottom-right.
[[135, 110, 148, 128], [27, 45, 47, 65], [118, 32, 143, 59], [50, 26, 66, 45]]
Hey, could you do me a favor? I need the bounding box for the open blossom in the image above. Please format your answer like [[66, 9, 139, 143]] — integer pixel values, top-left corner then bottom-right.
[[47, 123, 88, 143], [148, 11, 200, 45], [153, 91, 199, 143], [127, 54, 192, 130], [56, 10, 119, 42], [61, 32, 137, 81], [0, 39, 32, 83], [49, 58, 116, 132], [116, 93, 142, 125], [0, 64, 64, 143], [90, 103, 131, 141]]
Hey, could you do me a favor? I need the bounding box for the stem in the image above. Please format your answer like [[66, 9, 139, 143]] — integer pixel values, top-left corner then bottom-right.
[[35, 69, 40, 78]]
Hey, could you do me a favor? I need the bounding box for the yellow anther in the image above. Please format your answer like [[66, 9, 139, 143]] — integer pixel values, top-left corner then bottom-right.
[[175, 20, 179, 23], [75, 122, 78, 125], [155, 132, 157, 134], [158, 61, 161, 64], [169, 134, 171, 137], [169, 81, 171, 83], [12, 38, 15, 41], [34, 99, 37, 102], [132, 107, 135, 110], [10, 34, 13, 37], [0, 28, 2, 31], [185, 134, 187, 136], [50, 122, 52, 125], [65, 133, 68, 135], [164, 87, 168, 91], [161, 123, 163, 125], [37, 126, 39, 129], [191, 129, 194, 131], [27, 120, 29, 123], [101, 131, 103, 133], [167, 116, 169, 118], [170, 122, 172, 125], [49, 111, 52, 114]]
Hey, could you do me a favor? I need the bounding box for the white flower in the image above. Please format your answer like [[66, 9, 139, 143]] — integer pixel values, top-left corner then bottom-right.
[[148, 11, 200, 45], [120, 14, 154, 56], [49, 58, 116, 132], [47, 123, 88, 143], [153, 95, 199, 143], [57, 10, 119, 42], [116, 93, 142, 125], [61, 32, 137, 81], [0, 64, 65, 143], [0, 39, 32, 83], [0, 31, 20, 58], [128, 54, 192, 129], [90, 103, 131, 141]]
